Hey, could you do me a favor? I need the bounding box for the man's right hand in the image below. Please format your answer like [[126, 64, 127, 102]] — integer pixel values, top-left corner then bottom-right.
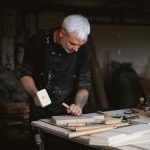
[[32, 93, 42, 107], [66, 104, 82, 116], [20, 76, 41, 107]]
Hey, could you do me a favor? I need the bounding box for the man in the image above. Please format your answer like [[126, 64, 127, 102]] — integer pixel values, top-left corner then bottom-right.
[[20, 14, 91, 124]]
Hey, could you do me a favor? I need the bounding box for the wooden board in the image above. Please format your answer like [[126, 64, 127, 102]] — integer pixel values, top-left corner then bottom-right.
[[52, 113, 104, 126], [89, 124, 150, 147], [116, 133, 150, 147], [69, 122, 129, 132], [89, 131, 127, 146], [130, 140, 150, 149]]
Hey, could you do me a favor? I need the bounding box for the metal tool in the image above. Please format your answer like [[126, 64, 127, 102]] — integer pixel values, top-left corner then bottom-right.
[[113, 109, 139, 122]]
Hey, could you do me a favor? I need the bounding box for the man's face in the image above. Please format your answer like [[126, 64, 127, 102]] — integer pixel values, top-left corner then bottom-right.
[[60, 29, 86, 53]]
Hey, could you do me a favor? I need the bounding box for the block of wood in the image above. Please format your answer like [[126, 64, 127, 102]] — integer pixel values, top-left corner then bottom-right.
[[104, 118, 122, 124], [52, 113, 104, 126], [68, 122, 129, 132]]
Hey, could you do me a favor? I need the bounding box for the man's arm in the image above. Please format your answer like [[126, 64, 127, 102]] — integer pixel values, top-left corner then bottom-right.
[[68, 89, 89, 116], [66, 45, 91, 116], [74, 89, 89, 108], [20, 76, 41, 106]]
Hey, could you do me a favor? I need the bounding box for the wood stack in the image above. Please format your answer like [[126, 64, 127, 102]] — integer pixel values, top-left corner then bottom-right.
[[50, 113, 129, 138], [0, 101, 29, 125]]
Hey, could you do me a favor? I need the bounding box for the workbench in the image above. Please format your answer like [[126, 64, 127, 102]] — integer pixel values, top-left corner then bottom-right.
[[31, 109, 150, 150]]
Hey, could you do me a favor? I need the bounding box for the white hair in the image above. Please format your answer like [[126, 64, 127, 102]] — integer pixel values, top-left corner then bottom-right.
[[62, 14, 90, 41]]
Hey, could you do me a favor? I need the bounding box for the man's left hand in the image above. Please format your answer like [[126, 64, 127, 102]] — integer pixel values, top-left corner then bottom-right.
[[67, 104, 82, 116]]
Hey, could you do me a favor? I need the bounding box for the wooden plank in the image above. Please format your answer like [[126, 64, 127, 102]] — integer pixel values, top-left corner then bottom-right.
[[69, 126, 114, 138], [89, 131, 127, 146], [31, 121, 69, 138], [69, 122, 129, 132], [115, 133, 150, 147], [89, 124, 150, 147], [131, 140, 150, 149], [52, 113, 104, 126]]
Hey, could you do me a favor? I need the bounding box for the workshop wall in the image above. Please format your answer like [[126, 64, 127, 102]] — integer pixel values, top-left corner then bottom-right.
[[92, 25, 150, 96]]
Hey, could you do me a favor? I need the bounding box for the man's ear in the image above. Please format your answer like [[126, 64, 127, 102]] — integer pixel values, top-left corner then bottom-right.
[[59, 28, 65, 38]]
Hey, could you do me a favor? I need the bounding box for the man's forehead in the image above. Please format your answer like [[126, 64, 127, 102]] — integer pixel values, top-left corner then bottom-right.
[[68, 33, 86, 45]]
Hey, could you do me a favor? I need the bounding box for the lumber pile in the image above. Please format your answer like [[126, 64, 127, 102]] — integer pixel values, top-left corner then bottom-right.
[[0, 101, 29, 114], [0, 101, 29, 125], [50, 113, 129, 138]]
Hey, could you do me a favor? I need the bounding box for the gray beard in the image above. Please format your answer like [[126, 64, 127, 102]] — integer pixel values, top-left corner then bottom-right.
[[62, 44, 73, 53], [60, 39, 73, 53]]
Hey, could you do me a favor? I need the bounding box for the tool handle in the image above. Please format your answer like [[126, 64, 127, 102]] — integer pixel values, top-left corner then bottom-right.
[[62, 102, 69, 109]]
